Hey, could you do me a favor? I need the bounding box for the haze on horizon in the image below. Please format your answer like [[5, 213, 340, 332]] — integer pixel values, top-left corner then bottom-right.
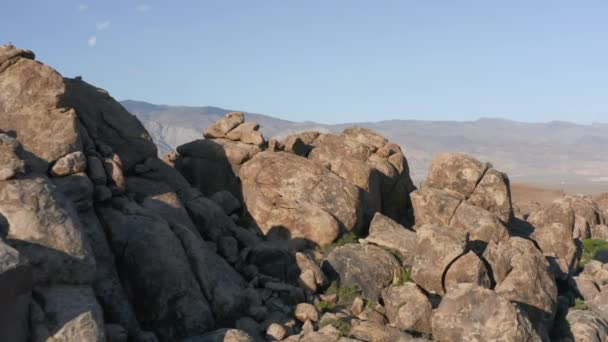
[[2, 0, 607, 124]]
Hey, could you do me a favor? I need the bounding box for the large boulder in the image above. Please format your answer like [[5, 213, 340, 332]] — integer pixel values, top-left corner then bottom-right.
[[431, 284, 539, 341], [411, 224, 468, 295], [0, 176, 95, 284], [0, 45, 82, 172], [362, 213, 417, 267], [322, 244, 401, 301], [531, 222, 579, 279], [380, 283, 432, 334], [98, 203, 215, 340], [410, 187, 462, 227], [563, 309, 608, 342], [240, 151, 363, 246], [444, 251, 492, 290], [424, 153, 489, 198], [484, 237, 558, 337]]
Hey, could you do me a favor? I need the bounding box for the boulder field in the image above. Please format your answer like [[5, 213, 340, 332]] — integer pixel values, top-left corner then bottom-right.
[[2, 44, 608, 341]]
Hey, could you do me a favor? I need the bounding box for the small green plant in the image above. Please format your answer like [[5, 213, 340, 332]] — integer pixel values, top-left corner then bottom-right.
[[320, 318, 352, 337], [325, 281, 360, 305], [573, 298, 589, 310], [396, 268, 412, 285], [315, 300, 336, 312], [316, 232, 359, 256], [580, 238, 608, 268]]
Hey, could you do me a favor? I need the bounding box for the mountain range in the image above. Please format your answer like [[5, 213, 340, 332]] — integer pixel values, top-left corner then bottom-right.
[[122, 100, 608, 192]]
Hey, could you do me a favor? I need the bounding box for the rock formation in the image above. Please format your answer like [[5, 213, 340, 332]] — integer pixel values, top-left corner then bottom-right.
[[2, 43, 608, 342]]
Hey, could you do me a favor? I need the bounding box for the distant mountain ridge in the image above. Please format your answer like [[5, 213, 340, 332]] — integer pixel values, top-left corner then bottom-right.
[[122, 100, 608, 192]]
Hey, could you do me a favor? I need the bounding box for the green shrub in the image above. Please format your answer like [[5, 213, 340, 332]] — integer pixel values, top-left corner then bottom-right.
[[316, 232, 359, 256], [325, 281, 360, 305], [315, 300, 336, 312], [580, 238, 608, 267], [320, 318, 351, 337], [396, 268, 412, 285], [573, 298, 589, 310]]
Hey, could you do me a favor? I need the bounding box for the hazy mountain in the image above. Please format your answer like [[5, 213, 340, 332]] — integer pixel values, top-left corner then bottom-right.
[[122, 100, 608, 192]]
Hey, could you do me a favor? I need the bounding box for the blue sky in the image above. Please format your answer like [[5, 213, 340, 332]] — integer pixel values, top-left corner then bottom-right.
[[2, 1, 607, 124]]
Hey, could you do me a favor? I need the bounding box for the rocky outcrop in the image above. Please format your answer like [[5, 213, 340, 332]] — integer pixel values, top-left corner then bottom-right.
[[411, 153, 512, 248], [2, 43, 604, 342], [241, 151, 363, 246]]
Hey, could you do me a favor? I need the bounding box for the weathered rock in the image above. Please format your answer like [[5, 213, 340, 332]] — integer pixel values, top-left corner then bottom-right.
[[381, 283, 432, 334], [0, 45, 82, 172], [531, 222, 579, 279], [103, 154, 126, 193], [241, 151, 363, 246], [411, 224, 468, 295], [362, 213, 417, 267], [52, 172, 94, 211], [410, 187, 462, 227], [0, 133, 26, 180], [282, 131, 319, 157], [295, 303, 319, 322], [322, 244, 401, 301], [432, 284, 539, 342], [572, 275, 600, 302], [495, 254, 557, 336], [444, 251, 491, 290], [177, 138, 261, 198], [563, 309, 608, 342], [63, 77, 157, 171], [342, 126, 388, 152], [450, 201, 509, 248], [424, 153, 489, 198], [50, 151, 87, 177], [225, 121, 265, 146], [203, 112, 245, 139], [591, 224, 608, 240], [35, 285, 105, 342], [528, 198, 576, 236], [467, 168, 513, 223], [482, 237, 543, 285], [266, 323, 287, 341], [0, 240, 32, 342], [0, 177, 95, 284], [98, 204, 214, 340], [296, 252, 327, 292], [349, 320, 419, 342], [78, 209, 141, 337]]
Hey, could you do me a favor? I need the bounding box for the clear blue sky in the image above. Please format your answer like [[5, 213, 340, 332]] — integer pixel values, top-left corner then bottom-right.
[[3, 1, 607, 124]]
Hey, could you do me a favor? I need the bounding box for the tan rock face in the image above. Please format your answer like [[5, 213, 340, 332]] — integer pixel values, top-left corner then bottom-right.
[[0, 133, 26, 180], [410, 187, 462, 227], [450, 201, 509, 247], [0, 177, 95, 284], [50, 151, 87, 177], [425, 152, 489, 198], [432, 284, 539, 342], [0, 46, 82, 172], [444, 251, 491, 290], [411, 224, 467, 295], [467, 168, 513, 223], [531, 222, 579, 279], [564, 310, 608, 342], [363, 213, 417, 267], [240, 151, 363, 246], [381, 283, 432, 334], [203, 112, 245, 138]]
